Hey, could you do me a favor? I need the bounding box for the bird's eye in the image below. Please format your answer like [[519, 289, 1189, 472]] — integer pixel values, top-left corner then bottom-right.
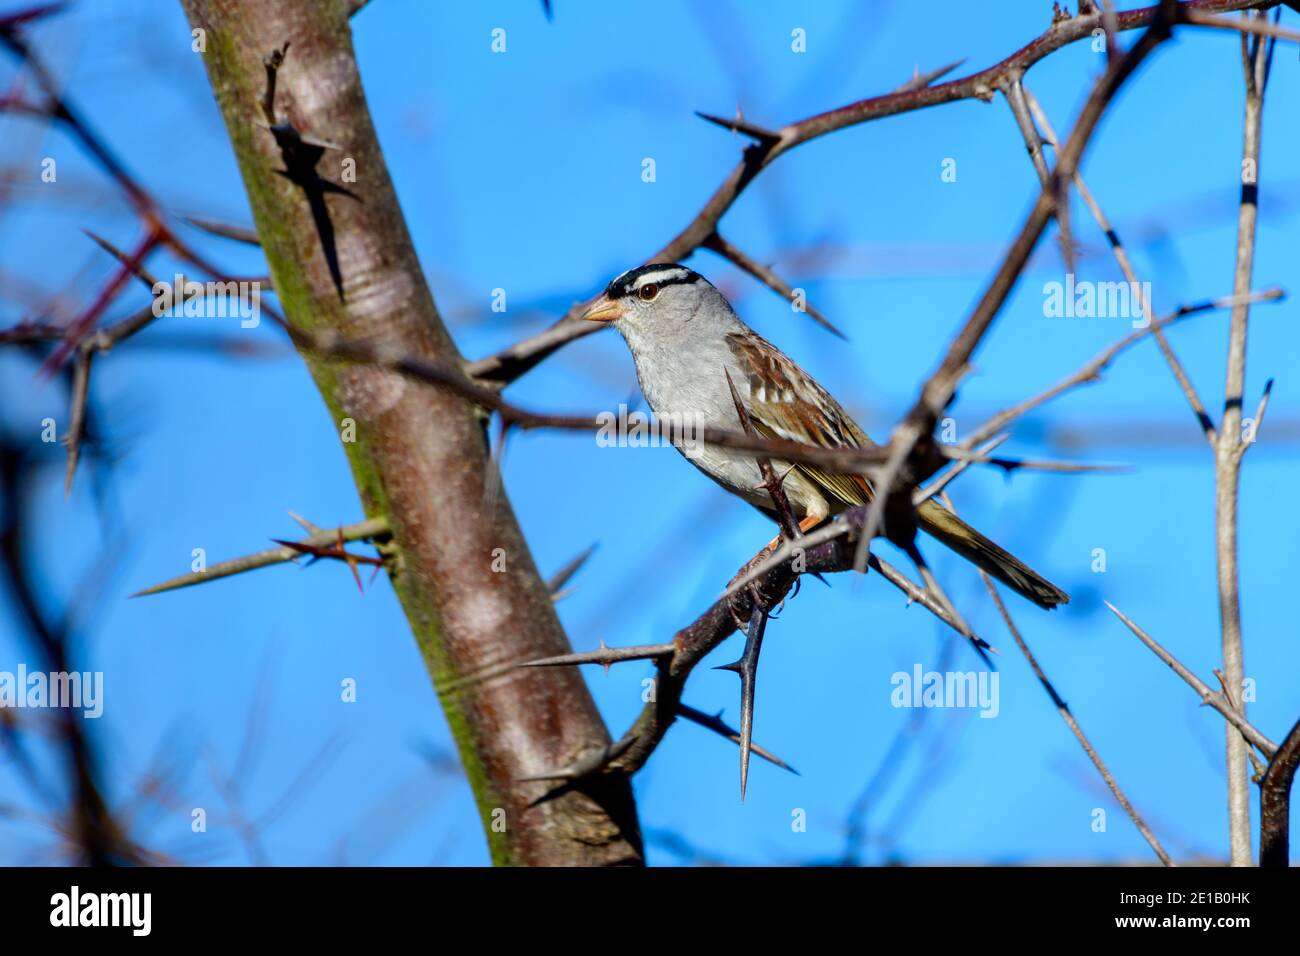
[[637, 283, 659, 302]]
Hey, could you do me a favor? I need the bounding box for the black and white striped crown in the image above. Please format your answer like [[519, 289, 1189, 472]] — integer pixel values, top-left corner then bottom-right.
[[604, 263, 706, 299]]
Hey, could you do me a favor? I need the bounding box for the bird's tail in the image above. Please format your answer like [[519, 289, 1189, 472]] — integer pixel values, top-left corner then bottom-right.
[[917, 500, 1069, 610]]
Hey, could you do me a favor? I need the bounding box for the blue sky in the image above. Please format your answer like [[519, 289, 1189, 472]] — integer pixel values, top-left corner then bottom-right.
[[1, 0, 1297, 865]]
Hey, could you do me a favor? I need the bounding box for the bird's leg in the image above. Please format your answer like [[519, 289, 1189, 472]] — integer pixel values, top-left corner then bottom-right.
[[726, 514, 819, 612], [763, 514, 822, 553], [724, 514, 821, 631]]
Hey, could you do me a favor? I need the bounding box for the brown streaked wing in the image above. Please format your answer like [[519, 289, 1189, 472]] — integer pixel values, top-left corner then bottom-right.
[[724, 330, 876, 508]]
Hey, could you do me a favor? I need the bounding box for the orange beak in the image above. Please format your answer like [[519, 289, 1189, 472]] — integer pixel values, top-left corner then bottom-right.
[[580, 294, 625, 323]]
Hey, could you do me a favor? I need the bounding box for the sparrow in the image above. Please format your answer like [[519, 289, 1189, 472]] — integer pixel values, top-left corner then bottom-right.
[[581, 263, 1068, 609]]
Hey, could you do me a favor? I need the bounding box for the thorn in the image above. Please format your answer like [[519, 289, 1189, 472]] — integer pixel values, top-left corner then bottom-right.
[[182, 216, 261, 246], [63, 346, 92, 498], [693, 109, 780, 144], [288, 511, 322, 535], [130, 517, 389, 598], [546, 542, 598, 596], [83, 229, 159, 290], [703, 231, 846, 340], [518, 641, 677, 670], [518, 735, 636, 783], [340, 526, 362, 593], [715, 603, 770, 801], [270, 529, 384, 594], [892, 57, 967, 93], [677, 703, 798, 775]]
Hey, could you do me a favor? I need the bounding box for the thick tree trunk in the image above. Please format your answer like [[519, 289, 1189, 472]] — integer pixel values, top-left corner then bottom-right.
[[180, 0, 641, 865]]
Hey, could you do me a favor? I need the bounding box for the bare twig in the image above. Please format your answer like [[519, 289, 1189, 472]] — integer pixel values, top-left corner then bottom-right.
[[1105, 602, 1277, 758], [182, 216, 261, 245], [1021, 86, 1218, 441], [1182, 8, 1300, 42], [916, 435, 1010, 502], [983, 577, 1173, 866], [703, 231, 845, 339], [961, 289, 1283, 451], [1215, 8, 1273, 866], [1002, 73, 1072, 270]]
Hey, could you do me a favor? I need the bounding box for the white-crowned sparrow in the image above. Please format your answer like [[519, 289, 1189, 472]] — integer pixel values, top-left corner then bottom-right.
[[582, 263, 1068, 609]]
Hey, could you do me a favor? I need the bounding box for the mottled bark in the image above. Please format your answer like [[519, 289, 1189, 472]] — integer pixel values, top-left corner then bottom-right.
[[179, 0, 640, 865]]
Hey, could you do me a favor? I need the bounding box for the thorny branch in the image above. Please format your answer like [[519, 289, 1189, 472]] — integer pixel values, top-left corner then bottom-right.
[[132, 518, 390, 598], [464, 0, 1268, 388]]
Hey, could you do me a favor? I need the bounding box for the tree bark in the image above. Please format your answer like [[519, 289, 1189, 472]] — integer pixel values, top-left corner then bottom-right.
[[179, 0, 641, 865]]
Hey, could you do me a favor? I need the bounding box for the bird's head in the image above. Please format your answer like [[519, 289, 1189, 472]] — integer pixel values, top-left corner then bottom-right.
[[580, 263, 732, 340]]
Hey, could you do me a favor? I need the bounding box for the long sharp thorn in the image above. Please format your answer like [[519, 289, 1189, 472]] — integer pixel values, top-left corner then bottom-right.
[[517, 735, 636, 783], [287, 511, 322, 535], [714, 603, 769, 800], [547, 542, 598, 595], [518, 641, 677, 669], [182, 215, 261, 246], [63, 346, 92, 498], [693, 109, 779, 144], [893, 57, 967, 93], [677, 703, 798, 775]]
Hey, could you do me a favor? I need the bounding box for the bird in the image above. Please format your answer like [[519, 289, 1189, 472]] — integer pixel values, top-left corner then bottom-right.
[[580, 262, 1069, 610]]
